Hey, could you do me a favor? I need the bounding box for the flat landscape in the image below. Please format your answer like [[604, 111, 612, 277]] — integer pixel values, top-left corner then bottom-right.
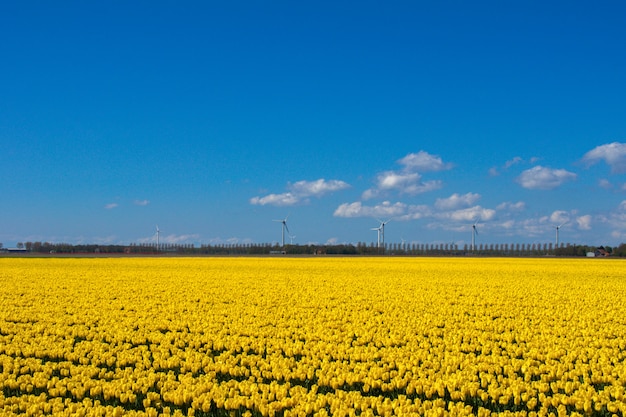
[[1, 257, 625, 416]]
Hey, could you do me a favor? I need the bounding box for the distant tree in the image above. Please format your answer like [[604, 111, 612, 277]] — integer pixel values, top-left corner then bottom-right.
[[17, 242, 24, 249], [613, 244, 626, 257]]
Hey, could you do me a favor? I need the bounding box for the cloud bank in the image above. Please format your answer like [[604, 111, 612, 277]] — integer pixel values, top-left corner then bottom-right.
[[250, 179, 350, 206], [516, 166, 577, 190], [581, 142, 626, 173], [362, 151, 451, 199], [397, 151, 454, 172]]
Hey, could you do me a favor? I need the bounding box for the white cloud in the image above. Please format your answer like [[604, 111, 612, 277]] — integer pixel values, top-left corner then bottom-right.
[[435, 206, 496, 222], [489, 156, 527, 176], [361, 172, 421, 199], [399, 205, 432, 220], [504, 157, 523, 169], [333, 202, 366, 217], [104, 203, 119, 210], [435, 193, 481, 210], [361, 188, 380, 200], [582, 142, 626, 173], [333, 201, 407, 218], [406, 180, 443, 195], [377, 171, 421, 191], [576, 215, 592, 230], [362, 177, 442, 200], [514, 216, 555, 238], [601, 203, 626, 240], [359, 151, 450, 200], [500, 220, 515, 229], [249, 192, 299, 206], [336, 194, 495, 224], [598, 179, 612, 189], [365, 171, 443, 198], [398, 151, 454, 172], [611, 230, 626, 240], [516, 166, 577, 190], [288, 179, 350, 196], [134, 199, 150, 206], [250, 179, 350, 206], [545, 210, 591, 231], [496, 201, 526, 212], [549, 210, 570, 225]]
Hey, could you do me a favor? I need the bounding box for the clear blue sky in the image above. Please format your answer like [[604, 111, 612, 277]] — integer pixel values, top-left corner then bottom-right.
[[2, 1, 626, 248]]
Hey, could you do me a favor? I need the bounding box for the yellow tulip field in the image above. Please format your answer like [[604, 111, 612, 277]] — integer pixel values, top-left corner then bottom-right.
[[1, 257, 625, 416]]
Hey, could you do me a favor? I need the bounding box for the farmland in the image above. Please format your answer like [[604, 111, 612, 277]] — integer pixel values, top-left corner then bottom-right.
[[1, 257, 625, 416]]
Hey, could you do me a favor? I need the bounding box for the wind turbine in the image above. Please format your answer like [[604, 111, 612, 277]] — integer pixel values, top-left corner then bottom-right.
[[372, 219, 391, 250], [273, 215, 290, 247], [471, 220, 479, 251], [378, 219, 392, 247], [288, 234, 296, 245], [371, 224, 382, 249], [155, 225, 160, 250], [554, 221, 568, 247]]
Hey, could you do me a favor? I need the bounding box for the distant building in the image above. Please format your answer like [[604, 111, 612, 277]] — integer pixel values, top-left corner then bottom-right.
[[5, 248, 29, 253], [595, 246, 610, 257], [587, 247, 610, 257]]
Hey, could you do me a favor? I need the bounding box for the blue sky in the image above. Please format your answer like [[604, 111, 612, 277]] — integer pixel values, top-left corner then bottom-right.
[[2, 1, 626, 248]]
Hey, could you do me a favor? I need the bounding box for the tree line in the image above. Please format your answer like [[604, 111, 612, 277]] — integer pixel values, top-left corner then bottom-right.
[[3, 241, 625, 257]]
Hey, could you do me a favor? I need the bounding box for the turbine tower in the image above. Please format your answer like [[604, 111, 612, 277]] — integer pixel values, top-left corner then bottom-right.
[[471, 221, 479, 251], [555, 222, 567, 247], [155, 225, 160, 251], [273, 215, 290, 247], [371, 225, 382, 248], [378, 219, 391, 248], [371, 219, 391, 250]]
